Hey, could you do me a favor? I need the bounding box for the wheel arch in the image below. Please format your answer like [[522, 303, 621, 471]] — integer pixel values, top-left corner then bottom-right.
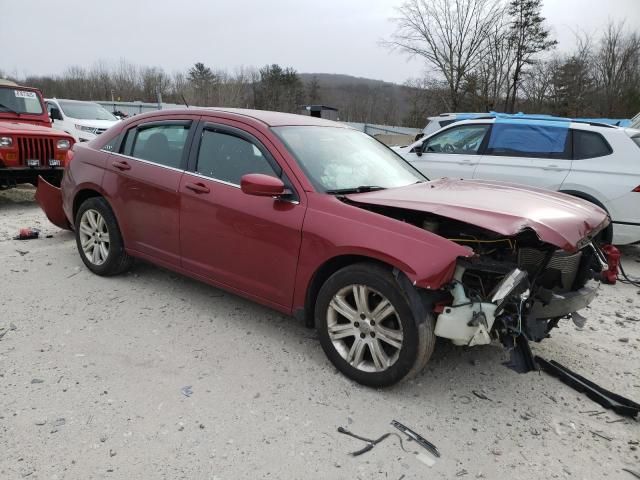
[[73, 188, 104, 219], [299, 255, 392, 328], [559, 189, 613, 243], [299, 254, 434, 330]]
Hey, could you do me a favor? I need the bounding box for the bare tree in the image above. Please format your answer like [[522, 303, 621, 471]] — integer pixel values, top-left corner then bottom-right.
[[594, 22, 640, 116], [386, 0, 503, 110]]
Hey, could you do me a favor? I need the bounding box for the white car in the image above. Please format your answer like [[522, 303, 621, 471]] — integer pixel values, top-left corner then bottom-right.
[[419, 113, 488, 139], [394, 118, 640, 245], [46, 98, 120, 142]]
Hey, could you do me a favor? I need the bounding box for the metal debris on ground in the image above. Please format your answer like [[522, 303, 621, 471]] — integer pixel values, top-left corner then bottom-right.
[[590, 431, 612, 441], [0, 323, 17, 341], [622, 468, 640, 479], [391, 420, 440, 458], [337, 426, 410, 457], [536, 357, 640, 418], [471, 390, 492, 401], [180, 386, 193, 397]]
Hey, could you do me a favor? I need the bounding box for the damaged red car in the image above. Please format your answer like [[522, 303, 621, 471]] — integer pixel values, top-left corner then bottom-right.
[[37, 108, 610, 387]]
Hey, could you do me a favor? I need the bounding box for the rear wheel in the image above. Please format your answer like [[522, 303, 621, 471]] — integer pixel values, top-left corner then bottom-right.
[[315, 263, 434, 387], [75, 197, 133, 276]]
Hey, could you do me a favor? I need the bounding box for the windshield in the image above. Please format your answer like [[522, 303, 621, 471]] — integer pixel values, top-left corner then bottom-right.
[[0, 87, 43, 114], [58, 101, 117, 121], [273, 126, 426, 192]]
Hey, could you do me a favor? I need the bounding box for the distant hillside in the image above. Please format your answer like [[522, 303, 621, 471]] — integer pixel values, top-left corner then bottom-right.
[[298, 72, 428, 126], [299, 73, 401, 89]]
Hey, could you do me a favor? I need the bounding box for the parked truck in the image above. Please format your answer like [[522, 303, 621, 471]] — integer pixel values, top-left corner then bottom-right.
[[0, 79, 74, 189]]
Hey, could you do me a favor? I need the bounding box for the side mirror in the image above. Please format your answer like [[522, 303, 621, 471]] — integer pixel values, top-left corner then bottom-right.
[[50, 107, 63, 121], [240, 173, 286, 197], [412, 142, 423, 157]]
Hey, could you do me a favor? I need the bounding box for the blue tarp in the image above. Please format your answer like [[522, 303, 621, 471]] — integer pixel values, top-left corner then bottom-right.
[[487, 117, 569, 154]]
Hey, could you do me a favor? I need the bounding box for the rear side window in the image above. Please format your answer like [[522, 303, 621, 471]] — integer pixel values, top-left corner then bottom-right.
[[423, 124, 489, 155], [486, 123, 570, 159], [573, 130, 612, 159], [196, 129, 278, 185], [126, 124, 190, 169]]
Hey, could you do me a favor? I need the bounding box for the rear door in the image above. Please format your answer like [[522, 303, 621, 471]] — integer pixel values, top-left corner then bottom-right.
[[474, 122, 572, 189], [407, 124, 490, 179], [179, 120, 305, 308], [101, 117, 196, 266]]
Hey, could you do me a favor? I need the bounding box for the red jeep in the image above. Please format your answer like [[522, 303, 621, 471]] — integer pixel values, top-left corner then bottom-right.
[[0, 80, 74, 189]]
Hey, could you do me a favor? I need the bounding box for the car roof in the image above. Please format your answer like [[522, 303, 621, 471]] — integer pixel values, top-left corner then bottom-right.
[[46, 98, 103, 105], [449, 117, 619, 131], [122, 107, 348, 128]]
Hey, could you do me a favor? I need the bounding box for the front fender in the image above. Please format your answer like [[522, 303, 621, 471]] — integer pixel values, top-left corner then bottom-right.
[[292, 195, 472, 311]]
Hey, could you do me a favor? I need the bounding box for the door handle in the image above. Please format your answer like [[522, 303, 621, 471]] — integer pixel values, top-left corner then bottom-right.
[[185, 182, 210, 194], [457, 160, 476, 165], [112, 160, 131, 171], [542, 164, 561, 170]]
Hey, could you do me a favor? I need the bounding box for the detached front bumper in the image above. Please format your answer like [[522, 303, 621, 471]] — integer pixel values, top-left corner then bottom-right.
[[529, 280, 599, 319], [35, 175, 71, 230]]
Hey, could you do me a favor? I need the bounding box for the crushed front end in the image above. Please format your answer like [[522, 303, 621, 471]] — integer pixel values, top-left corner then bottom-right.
[[431, 224, 606, 371]]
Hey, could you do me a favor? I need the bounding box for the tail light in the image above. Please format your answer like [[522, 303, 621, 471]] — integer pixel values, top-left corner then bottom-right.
[[633, 186, 640, 192]]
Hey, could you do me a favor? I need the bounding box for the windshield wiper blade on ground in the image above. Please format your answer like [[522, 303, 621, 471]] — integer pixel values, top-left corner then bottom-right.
[[0, 103, 20, 115], [325, 185, 386, 195]]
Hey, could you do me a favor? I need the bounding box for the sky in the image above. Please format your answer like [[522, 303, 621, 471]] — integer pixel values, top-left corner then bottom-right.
[[3, 0, 639, 84]]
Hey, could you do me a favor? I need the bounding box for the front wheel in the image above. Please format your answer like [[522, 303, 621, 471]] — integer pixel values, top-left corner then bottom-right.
[[75, 197, 133, 276], [315, 263, 434, 387]]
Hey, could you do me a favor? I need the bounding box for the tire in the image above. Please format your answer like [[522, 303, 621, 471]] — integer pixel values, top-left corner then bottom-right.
[[315, 263, 434, 387], [74, 197, 133, 276]]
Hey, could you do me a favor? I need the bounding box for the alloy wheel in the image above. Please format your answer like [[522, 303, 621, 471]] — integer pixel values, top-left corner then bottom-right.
[[326, 284, 403, 372], [78, 209, 110, 266]]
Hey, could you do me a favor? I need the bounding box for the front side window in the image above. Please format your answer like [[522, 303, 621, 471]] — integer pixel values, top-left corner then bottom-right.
[[486, 123, 570, 159], [58, 101, 117, 121], [0, 87, 43, 114], [573, 130, 612, 159], [273, 126, 425, 192], [196, 130, 278, 185], [128, 124, 190, 169], [424, 125, 489, 155]]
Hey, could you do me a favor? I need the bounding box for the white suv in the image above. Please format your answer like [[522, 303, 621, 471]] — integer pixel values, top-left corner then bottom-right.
[[394, 118, 640, 245], [46, 98, 120, 143]]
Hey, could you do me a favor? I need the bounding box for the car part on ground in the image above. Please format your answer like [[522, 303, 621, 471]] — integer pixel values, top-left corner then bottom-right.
[[391, 420, 440, 458], [536, 357, 640, 418], [35, 107, 610, 387], [337, 426, 411, 457]]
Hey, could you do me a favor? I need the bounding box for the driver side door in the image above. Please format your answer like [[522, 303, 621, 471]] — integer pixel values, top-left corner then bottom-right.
[[179, 120, 306, 310], [408, 124, 490, 180]]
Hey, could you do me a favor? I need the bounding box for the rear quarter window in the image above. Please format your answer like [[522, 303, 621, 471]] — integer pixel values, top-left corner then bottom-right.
[[485, 123, 570, 159], [572, 130, 612, 159]]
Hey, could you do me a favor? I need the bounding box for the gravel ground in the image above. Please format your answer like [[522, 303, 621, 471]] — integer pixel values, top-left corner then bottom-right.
[[1, 186, 639, 480]]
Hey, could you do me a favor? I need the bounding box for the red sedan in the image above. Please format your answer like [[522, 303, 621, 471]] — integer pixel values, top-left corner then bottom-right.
[[38, 108, 609, 386]]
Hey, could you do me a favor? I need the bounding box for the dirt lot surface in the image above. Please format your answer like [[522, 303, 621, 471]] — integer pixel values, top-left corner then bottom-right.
[[1, 186, 639, 480]]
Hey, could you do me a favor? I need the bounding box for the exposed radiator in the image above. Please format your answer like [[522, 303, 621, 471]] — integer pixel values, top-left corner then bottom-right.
[[518, 248, 583, 291]]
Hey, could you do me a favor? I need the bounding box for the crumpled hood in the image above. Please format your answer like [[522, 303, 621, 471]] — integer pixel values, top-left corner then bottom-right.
[[346, 178, 609, 252]]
